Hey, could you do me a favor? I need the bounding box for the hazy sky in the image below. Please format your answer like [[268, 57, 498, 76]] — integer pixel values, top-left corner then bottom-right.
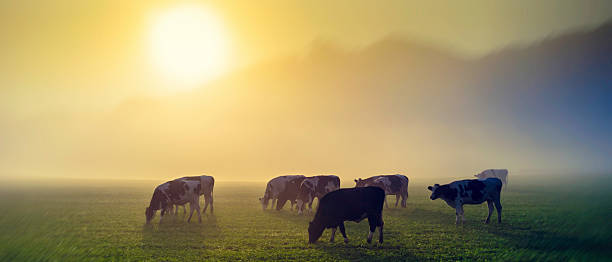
[[0, 1, 611, 180]]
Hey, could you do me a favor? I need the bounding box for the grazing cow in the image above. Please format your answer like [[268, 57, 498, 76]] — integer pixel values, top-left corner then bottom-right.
[[475, 169, 508, 186], [297, 175, 340, 215], [260, 175, 306, 211], [145, 179, 202, 224], [179, 175, 215, 214], [428, 178, 503, 224], [308, 187, 385, 244], [355, 174, 409, 208]]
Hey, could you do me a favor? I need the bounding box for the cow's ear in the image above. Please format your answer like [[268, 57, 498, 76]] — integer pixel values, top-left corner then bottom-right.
[[427, 186, 433, 191], [354, 179, 358, 183]]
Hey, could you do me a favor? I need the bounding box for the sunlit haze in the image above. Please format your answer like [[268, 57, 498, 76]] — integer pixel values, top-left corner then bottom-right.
[[0, 0, 611, 182], [149, 4, 230, 87]]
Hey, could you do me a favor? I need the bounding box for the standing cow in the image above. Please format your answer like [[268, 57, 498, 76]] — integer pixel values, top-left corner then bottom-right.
[[355, 174, 409, 208], [260, 175, 306, 211], [145, 179, 202, 224], [170, 175, 215, 215], [308, 187, 385, 244], [427, 178, 503, 224], [179, 175, 215, 214], [297, 175, 340, 215], [475, 169, 508, 186]]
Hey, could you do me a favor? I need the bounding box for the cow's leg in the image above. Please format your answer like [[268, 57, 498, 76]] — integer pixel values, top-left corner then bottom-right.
[[209, 194, 214, 214], [202, 196, 210, 214], [308, 198, 313, 214], [485, 200, 494, 224], [384, 196, 389, 208], [194, 199, 202, 223], [402, 191, 408, 208], [494, 199, 502, 223], [330, 227, 337, 242], [159, 209, 166, 224], [395, 195, 400, 208], [378, 218, 384, 244], [455, 202, 463, 225], [182, 205, 186, 215], [187, 202, 195, 223], [367, 215, 379, 243], [339, 222, 348, 243]]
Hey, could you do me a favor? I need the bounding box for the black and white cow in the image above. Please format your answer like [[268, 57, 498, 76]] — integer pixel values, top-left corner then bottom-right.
[[179, 175, 215, 214], [308, 187, 385, 244], [355, 174, 409, 208], [260, 175, 306, 211], [428, 178, 503, 224], [475, 169, 508, 186], [145, 179, 202, 224], [297, 175, 340, 215]]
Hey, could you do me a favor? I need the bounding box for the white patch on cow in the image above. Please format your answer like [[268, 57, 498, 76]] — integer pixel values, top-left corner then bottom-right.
[[475, 169, 508, 185]]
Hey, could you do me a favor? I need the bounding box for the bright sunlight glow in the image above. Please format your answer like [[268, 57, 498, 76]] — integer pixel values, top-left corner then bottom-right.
[[150, 5, 229, 87]]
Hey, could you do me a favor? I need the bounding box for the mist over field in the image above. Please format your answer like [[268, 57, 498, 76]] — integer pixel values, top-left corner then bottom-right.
[[2, 22, 611, 182], [1, 1, 612, 261]]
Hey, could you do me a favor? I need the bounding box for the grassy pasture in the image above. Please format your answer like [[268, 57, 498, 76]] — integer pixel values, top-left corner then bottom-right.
[[0, 176, 611, 261]]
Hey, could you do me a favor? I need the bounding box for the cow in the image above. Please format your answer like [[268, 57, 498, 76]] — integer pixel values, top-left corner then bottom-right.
[[427, 178, 503, 225], [475, 169, 508, 186], [145, 179, 202, 224], [178, 175, 215, 214], [260, 175, 306, 211], [296, 175, 340, 215], [308, 187, 385, 244], [354, 174, 409, 208]]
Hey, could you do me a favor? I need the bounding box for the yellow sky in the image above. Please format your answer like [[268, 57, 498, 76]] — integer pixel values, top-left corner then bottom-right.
[[0, 0, 611, 180]]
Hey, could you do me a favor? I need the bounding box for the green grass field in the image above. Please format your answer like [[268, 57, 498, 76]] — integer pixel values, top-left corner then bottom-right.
[[1, 176, 611, 261]]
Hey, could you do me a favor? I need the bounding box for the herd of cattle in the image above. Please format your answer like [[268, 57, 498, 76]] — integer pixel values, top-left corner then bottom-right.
[[145, 169, 508, 244]]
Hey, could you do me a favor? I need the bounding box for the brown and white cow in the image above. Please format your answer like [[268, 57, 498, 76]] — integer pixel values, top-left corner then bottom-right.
[[355, 174, 409, 208], [296, 175, 340, 215], [179, 175, 215, 214], [428, 178, 503, 224], [145, 179, 202, 224], [475, 169, 508, 186], [260, 175, 306, 211], [169, 175, 215, 215]]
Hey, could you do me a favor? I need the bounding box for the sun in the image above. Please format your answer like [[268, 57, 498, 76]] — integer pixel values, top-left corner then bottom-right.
[[150, 5, 230, 87]]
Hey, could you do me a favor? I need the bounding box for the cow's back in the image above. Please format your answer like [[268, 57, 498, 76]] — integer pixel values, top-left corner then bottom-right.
[[315, 187, 385, 223]]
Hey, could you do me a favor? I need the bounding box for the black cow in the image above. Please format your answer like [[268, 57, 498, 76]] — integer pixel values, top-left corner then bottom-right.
[[145, 179, 202, 224], [428, 178, 503, 224], [308, 187, 385, 244]]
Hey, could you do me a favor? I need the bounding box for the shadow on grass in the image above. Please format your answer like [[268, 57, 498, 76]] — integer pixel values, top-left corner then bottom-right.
[[141, 214, 220, 249], [484, 224, 612, 258], [393, 206, 612, 259]]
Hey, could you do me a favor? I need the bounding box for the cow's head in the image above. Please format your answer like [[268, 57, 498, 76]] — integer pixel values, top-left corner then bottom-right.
[[427, 184, 441, 200], [259, 197, 268, 211], [145, 207, 155, 223], [354, 178, 365, 187], [308, 221, 324, 244]]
